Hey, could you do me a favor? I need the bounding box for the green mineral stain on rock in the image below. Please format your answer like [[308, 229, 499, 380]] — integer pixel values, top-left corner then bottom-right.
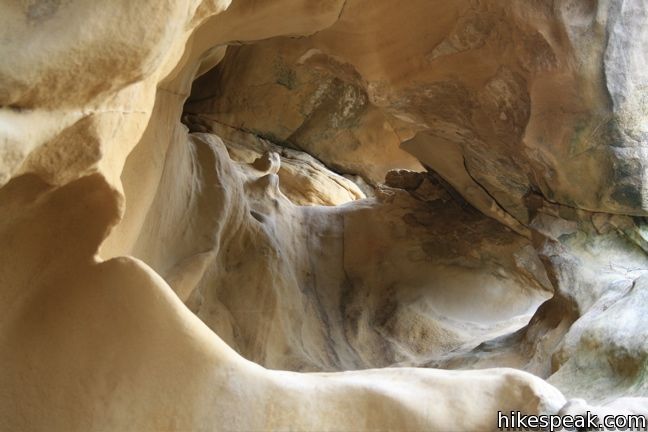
[[611, 184, 643, 209], [273, 58, 297, 90]]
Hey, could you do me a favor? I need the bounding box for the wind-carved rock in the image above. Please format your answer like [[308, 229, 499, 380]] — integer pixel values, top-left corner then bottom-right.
[[2, 0, 648, 431], [252, 151, 281, 174]]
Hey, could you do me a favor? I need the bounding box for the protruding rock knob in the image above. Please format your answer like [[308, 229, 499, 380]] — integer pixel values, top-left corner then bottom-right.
[[252, 151, 281, 174]]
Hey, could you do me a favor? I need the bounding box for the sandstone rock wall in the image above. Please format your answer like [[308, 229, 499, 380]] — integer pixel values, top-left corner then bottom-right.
[[1, 0, 648, 430]]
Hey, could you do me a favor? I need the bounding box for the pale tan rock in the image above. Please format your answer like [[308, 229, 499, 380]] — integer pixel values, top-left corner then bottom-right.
[[0, 170, 565, 432], [252, 151, 281, 174], [198, 119, 367, 206], [187, 0, 648, 226], [2, 0, 648, 430]]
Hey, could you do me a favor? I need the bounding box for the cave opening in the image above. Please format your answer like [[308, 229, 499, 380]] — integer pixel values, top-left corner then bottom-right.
[[171, 39, 553, 374], [7, 0, 648, 428]]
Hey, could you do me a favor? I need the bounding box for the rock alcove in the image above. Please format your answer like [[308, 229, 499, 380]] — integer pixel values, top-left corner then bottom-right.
[[2, 0, 648, 430]]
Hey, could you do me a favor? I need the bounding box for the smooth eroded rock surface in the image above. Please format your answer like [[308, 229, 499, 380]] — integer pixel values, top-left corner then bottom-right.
[[2, 0, 648, 430]]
